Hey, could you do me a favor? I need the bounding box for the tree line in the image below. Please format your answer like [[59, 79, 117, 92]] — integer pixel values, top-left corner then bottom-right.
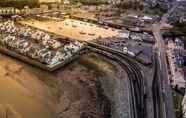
[[0, 0, 39, 8]]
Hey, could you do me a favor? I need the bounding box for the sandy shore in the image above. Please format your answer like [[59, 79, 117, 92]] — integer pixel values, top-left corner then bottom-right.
[[0, 52, 118, 118]]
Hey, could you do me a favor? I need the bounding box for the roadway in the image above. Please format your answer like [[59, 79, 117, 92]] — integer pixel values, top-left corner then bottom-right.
[[152, 2, 178, 117]]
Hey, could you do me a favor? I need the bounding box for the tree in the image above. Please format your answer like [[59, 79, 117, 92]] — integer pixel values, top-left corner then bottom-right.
[[0, 0, 39, 8]]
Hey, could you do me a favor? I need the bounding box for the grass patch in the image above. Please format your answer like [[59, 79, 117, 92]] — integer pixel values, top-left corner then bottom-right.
[[172, 89, 183, 118]]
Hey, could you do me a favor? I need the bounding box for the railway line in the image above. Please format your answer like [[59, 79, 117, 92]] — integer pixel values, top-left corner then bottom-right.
[[81, 44, 146, 118], [152, 53, 162, 118]]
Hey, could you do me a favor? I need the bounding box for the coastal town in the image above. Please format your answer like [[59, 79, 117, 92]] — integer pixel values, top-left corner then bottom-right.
[[0, 0, 185, 118]]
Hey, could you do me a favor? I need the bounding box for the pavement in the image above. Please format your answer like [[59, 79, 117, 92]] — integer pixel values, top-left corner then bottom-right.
[[150, 2, 181, 118]]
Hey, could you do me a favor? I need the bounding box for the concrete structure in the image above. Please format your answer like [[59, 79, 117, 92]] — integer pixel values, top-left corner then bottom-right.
[[39, 0, 64, 11], [31, 8, 42, 14], [40, 4, 49, 11], [0, 7, 31, 16]]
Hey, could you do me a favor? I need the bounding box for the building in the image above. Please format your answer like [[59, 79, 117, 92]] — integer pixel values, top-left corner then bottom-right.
[[167, 39, 186, 90], [39, 0, 64, 11], [39, 0, 61, 3], [40, 4, 49, 11], [0, 7, 31, 16]]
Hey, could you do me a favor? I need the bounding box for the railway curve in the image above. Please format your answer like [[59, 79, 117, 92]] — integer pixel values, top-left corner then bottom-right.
[[79, 44, 146, 118]]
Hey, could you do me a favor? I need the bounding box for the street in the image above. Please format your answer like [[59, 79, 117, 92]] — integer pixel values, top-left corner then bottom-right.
[[152, 23, 175, 118]]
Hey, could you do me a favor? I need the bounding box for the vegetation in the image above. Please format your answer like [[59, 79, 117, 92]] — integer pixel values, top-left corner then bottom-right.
[[116, 1, 144, 10], [174, 22, 186, 31], [143, 8, 165, 16], [172, 22, 186, 45], [172, 90, 183, 118], [0, 0, 39, 8], [163, 21, 186, 46]]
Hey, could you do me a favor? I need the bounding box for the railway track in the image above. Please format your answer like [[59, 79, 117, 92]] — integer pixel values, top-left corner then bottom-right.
[[83, 45, 146, 118], [152, 53, 166, 118]]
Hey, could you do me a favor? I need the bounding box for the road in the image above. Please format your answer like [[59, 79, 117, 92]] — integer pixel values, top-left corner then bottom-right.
[[151, 2, 181, 117], [152, 3, 179, 117]]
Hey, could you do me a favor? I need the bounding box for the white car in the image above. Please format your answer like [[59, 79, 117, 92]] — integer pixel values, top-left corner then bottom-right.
[[123, 47, 128, 54]]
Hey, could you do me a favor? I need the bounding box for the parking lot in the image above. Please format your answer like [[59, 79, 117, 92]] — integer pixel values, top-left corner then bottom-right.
[[19, 19, 123, 42]]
